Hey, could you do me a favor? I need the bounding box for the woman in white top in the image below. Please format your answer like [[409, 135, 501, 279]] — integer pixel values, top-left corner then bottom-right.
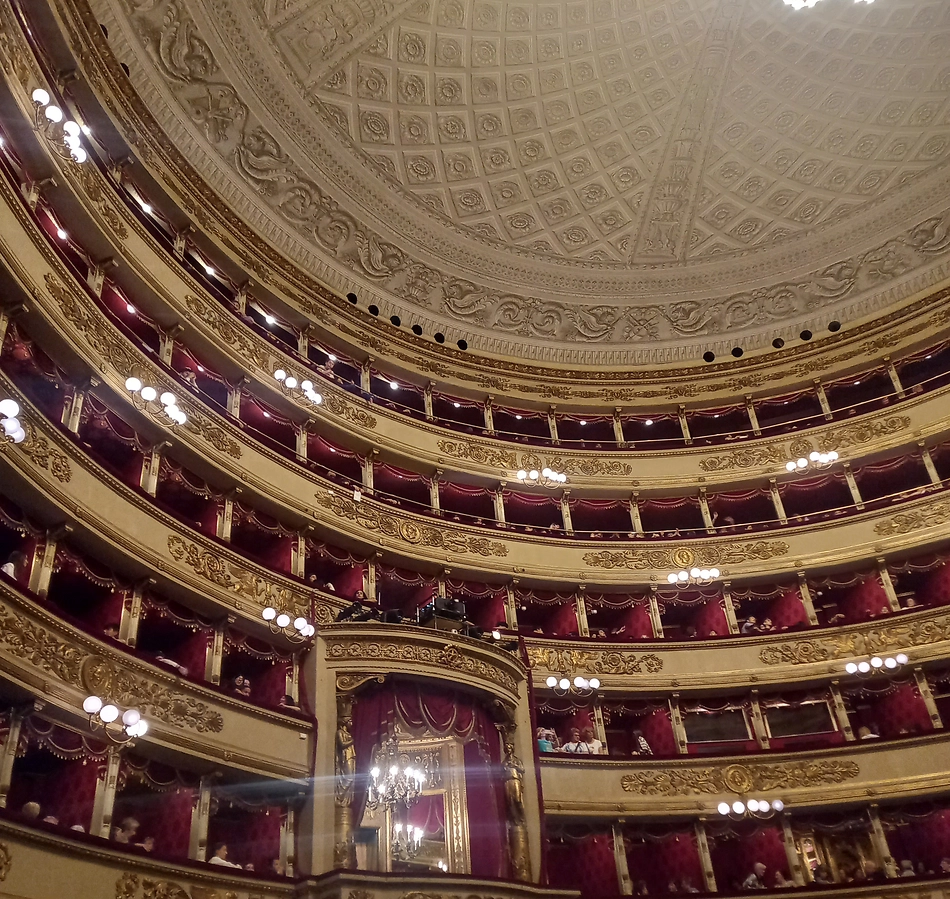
[[208, 842, 243, 868]]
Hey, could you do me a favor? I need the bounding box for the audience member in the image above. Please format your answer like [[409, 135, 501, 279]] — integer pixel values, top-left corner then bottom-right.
[[812, 865, 833, 884], [899, 859, 915, 877], [741, 862, 767, 889], [1, 551, 27, 580], [103, 623, 120, 640], [857, 725, 879, 739], [939, 858, 950, 874], [232, 675, 252, 698], [113, 817, 140, 843], [581, 726, 604, 755], [155, 652, 188, 676], [70, 824, 86, 832], [759, 617, 775, 633], [773, 871, 794, 888], [634, 881, 649, 895], [537, 727, 555, 752], [181, 368, 197, 388], [20, 801, 41, 821], [208, 842, 242, 868], [42, 815, 59, 825], [561, 727, 591, 754], [135, 837, 156, 853], [740, 616, 758, 635], [918, 862, 934, 876], [632, 729, 653, 756], [269, 858, 285, 876], [680, 877, 699, 893]]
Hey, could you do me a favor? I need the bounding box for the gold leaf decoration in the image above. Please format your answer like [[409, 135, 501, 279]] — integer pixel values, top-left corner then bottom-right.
[[0, 841, 11, 881], [17, 425, 72, 482], [699, 446, 786, 473], [526, 646, 663, 676], [116, 874, 237, 899], [816, 416, 911, 452], [326, 638, 520, 696], [0, 604, 85, 684], [168, 535, 308, 614], [759, 613, 950, 665], [620, 760, 859, 796], [874, 499, 950, 537], [315, 491, 508, 557], [320, 391, 377, 429], [583, 541, 788, 570], [436, 440, 634, 477], [72, 162, 129, 240]]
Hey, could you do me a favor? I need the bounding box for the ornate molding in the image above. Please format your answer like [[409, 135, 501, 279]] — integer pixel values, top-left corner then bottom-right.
[[116, 873, 237, 899], [817, 416, 912, 453], [700, 445, 787, 473], [436, 440, 633, 478], [0, 842, 10, 882], [315, 490, 508, 557], [583, 541, 789, 571], [325, 636, 520, 696], [0, 602, 223, 733], [620, 760, 859, 796], [15, 425, 72, 482], [45, 275, 241, 459], [526, 646, 662, 676], [874, 498, 950, 537], [759, 613, 950, 665], [167, 535, 308, 614]]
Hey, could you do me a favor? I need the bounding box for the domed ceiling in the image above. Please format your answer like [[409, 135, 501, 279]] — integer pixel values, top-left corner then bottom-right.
[[93, 0, 950, 366]]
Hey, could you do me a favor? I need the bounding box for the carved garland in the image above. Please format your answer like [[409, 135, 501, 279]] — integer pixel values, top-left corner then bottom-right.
[[759, 614, 950, 665], [526, 646, 663, 676], [326, 639, 520, 695], [315, 490, 508, 557], [437, 440, 634, 477], [15, 424, 73, 482], [115, 873, 237, 899], [874, 498, 950, 537], [0, 604, 223, 733], [584, 541, 789, 571], [167, 534, 308, 615], [620, 761, 860, 796]]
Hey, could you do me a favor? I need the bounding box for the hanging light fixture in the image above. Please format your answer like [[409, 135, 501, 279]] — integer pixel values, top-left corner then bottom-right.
[[516, 467, 567, 488], [367, 735, 426, 810], [82, 696, 148, 744], [31, 88, 88, 163], [274, 369, 323, 406], [391, 821, 424, 861], [0, 399, 26, 444], [262, 606, 315, 641], [545, 673, 601, 695], [125, 378, 187, 424], [718, 798, 785, 818], [785, 450, 838, 473], [844, 652, 908, 677]]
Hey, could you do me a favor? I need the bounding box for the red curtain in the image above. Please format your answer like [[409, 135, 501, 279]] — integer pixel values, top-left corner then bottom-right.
[[625, 829, 704, 893], [709, 823, 788, 891], [546, 831, 619, 896], [641, 707, 677, 756]]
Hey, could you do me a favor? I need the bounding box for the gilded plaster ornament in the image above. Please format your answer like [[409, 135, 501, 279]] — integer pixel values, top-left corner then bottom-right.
[[584, 542, 788, 571]]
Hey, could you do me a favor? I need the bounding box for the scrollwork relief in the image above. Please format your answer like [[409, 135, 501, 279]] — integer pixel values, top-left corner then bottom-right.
[[115, 873, 237, 899], [15, 425, 72, 482], [874, 499, 950, 537], [584, 541, 788, 571], [620, 761, 860, 797], [526, 646, 663, 676], [167, 534, 308, 613], [315, 490, 508, 557]]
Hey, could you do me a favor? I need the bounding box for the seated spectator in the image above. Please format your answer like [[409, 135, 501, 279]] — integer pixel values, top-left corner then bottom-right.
[[269, 858, 285, 876], [665, 880, 678, 893], [181, 368, 197, 388], [561, 727, 590, 754], [113, 817, 140, 844], [232, 675, 252, 698], [917, 862, 934, 876], [208, 842, 242, 868], [939, 858, 950, 874], [774, 871, 794, 888], [70, 824, 86, 832], [135, 836, 155, 852], [812, 865, 833, 884], [759, 617, 776, 633], [906, 596, 918, 609], [680, 878, 699, 893], [899, 860, 915, 877], [279, 694, 298, 709], [632, 729, 653, 756], [581, 726, 604, 755], [634, 881, 650, 895], [1, 551, 27, 581], [740, 616, 758, 635], [20, 801, 41, 821], [42, 815, 59, 825], [537, 727, 555, 752], [103, 623, 120, 640], [857, 725, 880, 739], [741, 862, 767, 889]]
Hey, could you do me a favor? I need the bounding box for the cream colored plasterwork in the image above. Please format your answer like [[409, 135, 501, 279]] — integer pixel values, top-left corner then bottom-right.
[[79, 0, 950, 364]]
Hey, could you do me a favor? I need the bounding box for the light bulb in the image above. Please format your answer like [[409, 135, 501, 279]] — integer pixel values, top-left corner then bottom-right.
[[311, 393, 323, 404], [746, 799, 760, 812], [11, 428, 25, 444], [546, 676, 557, 687], [528, 470, 539, 480], [264, 314, 276, 324], [285, 377, 298, 389], [797, 458, 807, 468], [99, 704, 119, 723], [857, 661, 871, 673], [710, 568, 720, 579], [301, 380, 313, 391], [294, 617, 308, 631], [786, 461, 796, 471], [165, 405, 181, 419], [667, 573, 678, 583], [390, 381, 399, 390], [276, 613, 291, 628], [542, 468, 552, 478], [205, 265, 215, 276], [45, 105, 63, 123], [732, 801, 745, 814], [2, 418, 20, 436], [588, 678, 600, 690], [699, 569, 710, 580], [63, 120, 81, 137], [870, 656, 883, 668], [131, 720, 148, 737], [56, 228, 68, 240], [884, 657, 898, 669], [140, 386, 157, 401], [690, 568, 700, 578], [328, 354, 337, 362], [558, 678, 570, 690], [64, 134, 80, 150], [718, 802, 730, 815], [677, 571, 689, 582], [829, 451, 839, 460], [262, 607, 277, 621], [370, 767, 380, 779], [304, 625, 315, 636], [70, 148, 88, 164], [160, 392, 176, 407], [0, 399, 19, 418], [32, 88, 50, 105], [140, 203, 152, 215], [274, 369, 286, 381], [573, 676, 586, 688], [771, 799, 784, 812], [809, 452, 819, 462], [126, 304, 136, 314], [83, 695, 103, 714], [122, 708, 141, 727], [896, 653, 909, 665], [845, 662, 858, 674], [517, 470, 528, 479]]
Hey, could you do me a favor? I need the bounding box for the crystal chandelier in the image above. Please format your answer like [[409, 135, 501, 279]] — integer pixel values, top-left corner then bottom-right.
[[391, 821, 424, 860], [783, 0, 873, 9], [367, 736, 426, 809]]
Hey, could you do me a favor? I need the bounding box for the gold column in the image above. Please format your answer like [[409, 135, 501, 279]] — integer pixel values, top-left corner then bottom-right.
[[0, 707, 27, 808], [560, 490, 574, 535], [769, 478, 788, 525], [722, 583, 739, 635], [334, 691, 358, 869], [484, 396, 495, 434], [591, 699, 608, 753], [226, 376, 247, 417], [678, 404, 692, 445], [913, 668, 944, 730], [612, 823, 633, 895], [780, 814, 806, 886], [629, 493, 643, 535], [493, 485, 507, 527], [139, 440, 169, 497], [797, 572, 820, 627], [86, 259, 114, 298], [119, 579, 150, 647], [292, 531, 306, 579], [282, 805, 296, 876], [29, 524, 70, 598], [814, 380, 833, 420], [842, 462, 864, 510], [0, 303, 24, 348], [286, 652, 301, 706], [295, 422, 309, 463], [867, 804, 897, 878], [360, 359, 372, 394], [669, 695, 688, 755], [362, 449, 377, 494], [216, 491, 236, 542], [429, 469, 442, 515], [505, 582, 519, 630], [877, 560, 901, 613], [62, 378, 98, 435], [699, 487, 714, 533], [366, 556, 377, 601], [189, 775, 213, 860], [91, 746, 122, 838], [749, 691, 770, 750], [612, 408, 625, 446], [205, 618, 229, 686], [158, 324, 183, 366], [547, 405, 559, 444], [744, 395, 761, 436], [501, 729, 531, 881], [694, 820, 718, 892], [648, 587, 665, 638], [424, 381, 435, 421], [920, 442, 941, 485], [829, 681, 855, 741], [575, 587, 589, 637], [884, 357, 905, 399]]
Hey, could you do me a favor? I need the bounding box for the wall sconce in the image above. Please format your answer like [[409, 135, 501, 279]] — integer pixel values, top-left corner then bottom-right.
[[0, 399, 25, 444], [785, 450, 838, 473], [31, 88, 88, 163], [125, 379, 187, 424], [545, 674, 600, 695], [262, 607, 315, 641], [83, 696, 148, 744], [717, 798, 784, 819], [274, 369, 322, 406], [667, 567, 720, 586], [845, 653, 907, 676], [517, 467, 567, 487]]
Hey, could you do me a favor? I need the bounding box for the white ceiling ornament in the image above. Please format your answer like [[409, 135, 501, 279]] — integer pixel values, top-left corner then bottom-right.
[[783, 0, 874, 8]]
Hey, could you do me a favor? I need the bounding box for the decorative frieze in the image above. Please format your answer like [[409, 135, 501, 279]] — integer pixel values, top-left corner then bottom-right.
[[583, 542, 788, 571], [436, 441, 633, 478], [874, 498, 950, 537], [526, 646, 663, 676], [620, 760, 859, 797]]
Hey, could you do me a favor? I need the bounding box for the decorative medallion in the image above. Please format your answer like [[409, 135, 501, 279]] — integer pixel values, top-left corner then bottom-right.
[[584, 542, 788, 571]]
